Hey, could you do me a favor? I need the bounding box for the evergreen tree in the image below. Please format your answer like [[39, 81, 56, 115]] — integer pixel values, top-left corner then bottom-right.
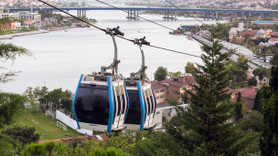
[[260, 52, 278, 156], [253, 85, 270, 113], [235, 92, 243, 121], [165, 40, 244, 155], [0, 42, 31, 83]]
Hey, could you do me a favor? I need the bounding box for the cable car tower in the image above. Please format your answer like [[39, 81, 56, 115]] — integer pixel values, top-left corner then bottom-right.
[[72, 27, 129, 133]]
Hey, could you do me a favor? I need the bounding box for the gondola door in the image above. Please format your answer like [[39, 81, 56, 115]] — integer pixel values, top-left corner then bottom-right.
[[112, 80, 128, 130], [142, 84, 156, 127]]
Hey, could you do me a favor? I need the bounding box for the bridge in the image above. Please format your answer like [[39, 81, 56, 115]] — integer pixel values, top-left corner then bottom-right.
[[9, 7, 278, 21]]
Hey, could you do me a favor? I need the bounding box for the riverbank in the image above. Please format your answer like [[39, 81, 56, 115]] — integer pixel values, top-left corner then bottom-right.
[[0, 26, 77, 40], [0, 29, 50, 40]]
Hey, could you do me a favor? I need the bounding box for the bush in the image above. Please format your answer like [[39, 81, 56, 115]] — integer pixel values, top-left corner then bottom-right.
[[0, 93, 25, 126], [0, 134, 17, 156], [21, 143, 46, 156], [1, 126, 40, 146], [248, 77, 257, 86]]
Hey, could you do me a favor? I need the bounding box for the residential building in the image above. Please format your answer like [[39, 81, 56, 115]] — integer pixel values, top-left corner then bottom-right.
[[6, 21, 17, 30], [239, 30, 258, 40], [0, 12, 18, 19], [269, 38, 278, 45], [18, 12, 41, 23], [151, 76, 196, 105], [229, 87, 257, 112], [151, 81, 167, 104]]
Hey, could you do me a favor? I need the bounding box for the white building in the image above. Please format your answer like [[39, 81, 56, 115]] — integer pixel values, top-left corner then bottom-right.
[[256, 29, 266, 38], [18, 12, 41, 23], [269, 38, 278, 46], [0, 12, 18, 19]]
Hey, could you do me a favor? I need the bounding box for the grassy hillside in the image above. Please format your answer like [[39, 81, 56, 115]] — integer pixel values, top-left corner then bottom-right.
[[9, 109, 82, 141]]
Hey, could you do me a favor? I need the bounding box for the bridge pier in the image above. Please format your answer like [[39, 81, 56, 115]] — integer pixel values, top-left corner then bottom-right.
[[204, 11, 210, 20], [163, 10, 177, 20], [77, 10, 86, 17], [77, 10, 81, 17], [211, 12, 218, 20], [82, 10, 86, 17], [127, 10, 139, 21]]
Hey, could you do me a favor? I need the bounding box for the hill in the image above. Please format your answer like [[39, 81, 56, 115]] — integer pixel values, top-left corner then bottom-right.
[[9, 109, 82, 141]]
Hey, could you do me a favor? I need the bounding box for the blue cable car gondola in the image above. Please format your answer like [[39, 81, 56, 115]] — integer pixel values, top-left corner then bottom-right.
[[72, 27, 128, 133], [124, 37, 157, 130]]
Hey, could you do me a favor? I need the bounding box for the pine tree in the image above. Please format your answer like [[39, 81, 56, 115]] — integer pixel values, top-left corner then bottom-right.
[[165, 39, 244, 155], [253, 85, 270, 113], [0, 42, 31, 83], [260, 52, 278, 156], [235, 92, 243, 121]]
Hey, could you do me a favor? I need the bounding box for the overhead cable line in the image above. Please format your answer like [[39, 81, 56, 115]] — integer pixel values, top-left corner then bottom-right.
[[37, 0, 106, 32], [37, 0, 201, 58], [165, 1, 262, 67]]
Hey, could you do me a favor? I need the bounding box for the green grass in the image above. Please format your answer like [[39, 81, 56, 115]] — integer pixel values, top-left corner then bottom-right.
[[9, 109, 82, 141]]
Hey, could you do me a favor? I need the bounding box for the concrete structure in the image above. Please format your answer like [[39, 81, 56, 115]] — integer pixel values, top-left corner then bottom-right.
[[0, 12, 18, 19], [127, 10, 139, 20], [17, 12, 41, 27], [18, 12, 41, 22], [163, 10, 177, 21], [77, 10, 86, 17]]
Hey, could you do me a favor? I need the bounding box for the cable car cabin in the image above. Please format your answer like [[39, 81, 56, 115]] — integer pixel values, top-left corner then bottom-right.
[[124, 81, 157, 130], [73, 74, 128, 133]]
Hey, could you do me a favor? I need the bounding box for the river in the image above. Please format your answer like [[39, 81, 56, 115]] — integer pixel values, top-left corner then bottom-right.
[[0, 10, 225, 93]]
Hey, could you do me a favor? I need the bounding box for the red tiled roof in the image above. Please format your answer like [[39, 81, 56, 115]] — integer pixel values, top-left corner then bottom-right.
[[160, 76, 196, 88], [229, 88, 257, 100], [151, 81, 167, 89], [271, 32, 278, 36], [269, 38, 278, 41], [239, 30, 258, 36]]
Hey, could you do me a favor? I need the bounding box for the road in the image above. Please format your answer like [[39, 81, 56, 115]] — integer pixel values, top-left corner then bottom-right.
[[192, 34, 271, 69]]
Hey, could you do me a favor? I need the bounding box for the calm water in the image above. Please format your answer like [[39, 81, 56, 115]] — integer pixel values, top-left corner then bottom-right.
[[1, 10, 225, 93]]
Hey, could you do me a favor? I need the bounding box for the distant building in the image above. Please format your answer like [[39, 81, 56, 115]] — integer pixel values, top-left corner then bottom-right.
[[239, 30, 258, 40], [151, 76, 196, 104], [6, 21, 17, 30], [269, 38, 278, 45], [254, 20, 278, 25], [0, 12, 18, 19], [270, 32, 278, 38], [1, 21, 18, 30], [41, 17, 57, 27], [151, 81, 167, 104], [256, 29, 266, 38], [18, 12, 41, 23], [229, 23, 245, 40], [229, 88, 257, 112]]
